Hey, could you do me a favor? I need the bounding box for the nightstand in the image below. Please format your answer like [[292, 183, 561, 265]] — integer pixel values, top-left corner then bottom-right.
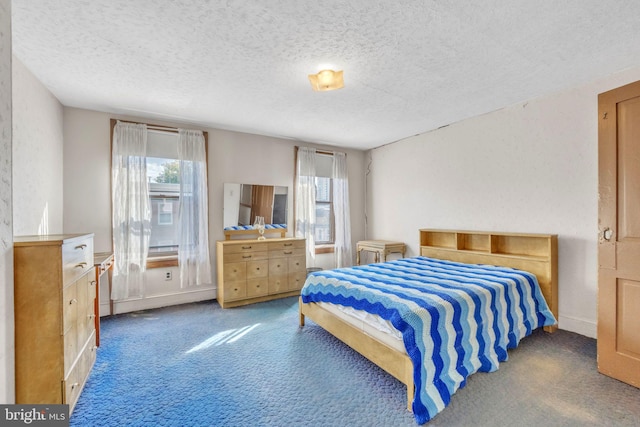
[[356, 240, 406, 265]]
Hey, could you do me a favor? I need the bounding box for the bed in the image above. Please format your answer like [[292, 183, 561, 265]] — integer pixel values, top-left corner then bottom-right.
[[299, 229, 558, 424]]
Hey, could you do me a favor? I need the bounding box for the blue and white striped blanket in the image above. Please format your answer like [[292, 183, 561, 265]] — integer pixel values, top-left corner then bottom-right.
[[224, 224, 287, 231], [300, 256, 556, 424]]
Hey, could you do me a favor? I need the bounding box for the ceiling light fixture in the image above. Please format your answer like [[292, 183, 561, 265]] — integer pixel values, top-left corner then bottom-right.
[[308, 69, 344, 92]]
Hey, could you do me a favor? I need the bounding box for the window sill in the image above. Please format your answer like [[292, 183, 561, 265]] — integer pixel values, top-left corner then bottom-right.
[[315, 245, 334, 255], [147, 256, 178, 269]]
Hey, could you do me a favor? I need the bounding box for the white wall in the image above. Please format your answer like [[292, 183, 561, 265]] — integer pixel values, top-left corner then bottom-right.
[[367, 65, 640, 339], [0, 0, 13, 404], [222, 182, 241, 228], [12, 57, 64, 236], [63, 108, 366, 313]]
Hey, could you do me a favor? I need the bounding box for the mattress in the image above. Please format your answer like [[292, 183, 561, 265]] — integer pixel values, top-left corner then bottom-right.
[[301, 256, 556, 424], [316, 302, 405, 352]]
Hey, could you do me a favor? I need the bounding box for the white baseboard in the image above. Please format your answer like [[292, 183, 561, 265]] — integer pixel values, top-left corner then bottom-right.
[[99, 303, 110, 317], [558, 315, 597, 339], [110, 287, 218, 315]]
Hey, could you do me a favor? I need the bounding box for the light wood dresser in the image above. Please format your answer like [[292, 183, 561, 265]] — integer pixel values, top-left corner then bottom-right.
[[14, 233, 97, 414], [216, 237, 306, 308]]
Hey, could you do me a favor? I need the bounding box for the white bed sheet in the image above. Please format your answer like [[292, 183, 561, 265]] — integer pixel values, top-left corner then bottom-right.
[[315, 302, 405, 353]]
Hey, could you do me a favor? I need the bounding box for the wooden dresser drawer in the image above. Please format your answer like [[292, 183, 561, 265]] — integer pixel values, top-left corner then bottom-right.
[[223, 242, 267, 254], [223, 281, 246, 301], [63, 237, 93, 286], [63, 324, 78, 376], [87, 274, 97, 307], [247, 278, 269, 297], [223, 262, 247, 282], [63, 359, 80, 408], [288, 256, 306, 273], [224, 251, 268, 263], [268, 275, 288, 294], [77, 311, 95, 355], [268, 258, 287, 276], [247, 260, 268, 279], [64, 330, 96, 413], [288, 271, 307, 291], [268, 239, 305, 251], [269, 247, 305, 258], [62, 281, 78, 335]]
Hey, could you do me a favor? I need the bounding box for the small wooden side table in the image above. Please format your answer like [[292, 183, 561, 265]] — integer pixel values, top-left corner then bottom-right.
[[356, 240, 406, 265], [94, 252, 114, 346]]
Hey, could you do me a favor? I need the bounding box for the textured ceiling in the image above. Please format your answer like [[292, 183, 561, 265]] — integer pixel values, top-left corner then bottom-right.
[[10, 1, 640, 150]]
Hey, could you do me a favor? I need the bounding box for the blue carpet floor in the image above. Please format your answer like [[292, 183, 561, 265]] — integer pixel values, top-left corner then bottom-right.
[[71, 297, 415, 427], [71, 297, 640, 427]]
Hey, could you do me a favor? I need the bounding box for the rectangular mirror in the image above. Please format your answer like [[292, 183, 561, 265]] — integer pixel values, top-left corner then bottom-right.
[[223, 183, 288, 230]]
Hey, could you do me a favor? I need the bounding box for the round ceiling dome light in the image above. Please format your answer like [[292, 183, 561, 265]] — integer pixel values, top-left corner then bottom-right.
[[308, 69, 344, 91]]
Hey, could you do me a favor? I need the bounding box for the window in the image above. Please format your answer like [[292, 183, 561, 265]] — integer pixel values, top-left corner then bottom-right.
[[295, 146, 352, 265], [147, 156, 180, 256], [314, 176, 333, 244], [111, 120, 211, 294], [314, 153, 335, 245], [157, 202, 174, 225]]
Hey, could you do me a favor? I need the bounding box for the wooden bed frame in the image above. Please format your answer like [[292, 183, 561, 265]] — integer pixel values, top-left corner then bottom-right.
[[299, 229, 558, 412]]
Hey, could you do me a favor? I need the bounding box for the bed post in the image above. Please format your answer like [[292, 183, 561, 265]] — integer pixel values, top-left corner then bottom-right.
[[407, 383, 414, 412], [299, 297, 306, 327]]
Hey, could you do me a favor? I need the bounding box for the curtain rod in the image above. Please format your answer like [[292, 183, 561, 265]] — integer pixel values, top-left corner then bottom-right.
[[148, 126, 178, 134], [295, 146, 341, 156], [116, 119, 179, 133]]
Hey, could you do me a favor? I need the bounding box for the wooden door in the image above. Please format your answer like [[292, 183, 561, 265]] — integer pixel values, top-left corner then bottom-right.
[[251, 185, 274, 224], [598, 81, 640, 388]]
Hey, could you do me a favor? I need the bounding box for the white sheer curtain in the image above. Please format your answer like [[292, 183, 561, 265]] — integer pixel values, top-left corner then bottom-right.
[[295, 147, 317, 265], [177, 129, 212, 287], [111, 121, 150, 300], [333, 152, 353, 267]]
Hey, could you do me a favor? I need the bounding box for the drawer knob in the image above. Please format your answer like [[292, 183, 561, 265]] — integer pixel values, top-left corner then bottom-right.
[[75, 262, 87, 269], [69, 298, 77, 305], [90, 280, 96, 286], [256, 267, 260, 270], [75, 244, 87, 250], [88, 314, 96, 319], [243, 255, 251, 259], [70, 382, 79, 390], [242, 246, 252, 249], [284, 243, 292, 247], [284, 251, 292, 255]]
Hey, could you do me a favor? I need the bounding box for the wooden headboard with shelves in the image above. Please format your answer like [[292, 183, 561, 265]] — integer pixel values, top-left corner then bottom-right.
[[419, 229, 558, 332]]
